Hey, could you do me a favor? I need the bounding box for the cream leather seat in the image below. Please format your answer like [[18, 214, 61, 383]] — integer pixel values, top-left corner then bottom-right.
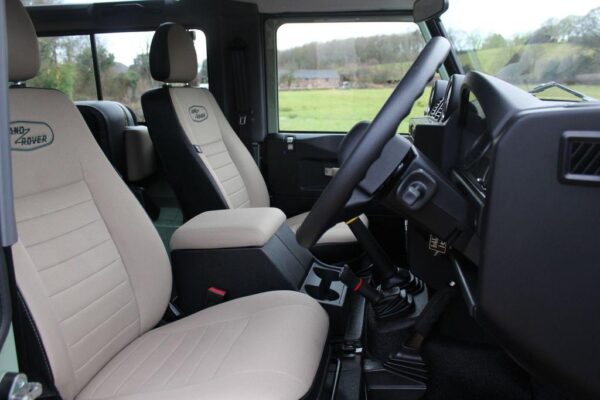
[[142, 23, 366, 246], [6, 0, 328, 399]]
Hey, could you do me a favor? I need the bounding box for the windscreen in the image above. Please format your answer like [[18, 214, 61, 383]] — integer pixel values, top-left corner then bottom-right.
[[443, 0, 600, 101]]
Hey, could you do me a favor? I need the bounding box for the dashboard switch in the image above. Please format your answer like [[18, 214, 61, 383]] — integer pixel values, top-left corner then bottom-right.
[[396, 169, 438, 211], [402, 182, 426, 207]]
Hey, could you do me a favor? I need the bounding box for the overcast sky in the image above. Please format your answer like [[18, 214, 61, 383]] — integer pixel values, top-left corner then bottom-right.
[[442, 0, 600, 37], [57, 0, 600, 65], [97, 30, 207, 67]]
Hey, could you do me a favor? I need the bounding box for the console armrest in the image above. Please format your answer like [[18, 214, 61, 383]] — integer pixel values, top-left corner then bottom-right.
[[170, 207, 287, 250]]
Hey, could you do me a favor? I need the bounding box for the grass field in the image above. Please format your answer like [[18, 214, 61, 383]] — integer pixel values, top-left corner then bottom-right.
[[544, 85, 600, 101], [278, 84, 600, 133], [278, 87, 431, 133]]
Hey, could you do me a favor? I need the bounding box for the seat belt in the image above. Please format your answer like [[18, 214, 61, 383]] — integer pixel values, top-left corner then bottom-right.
[[229, 38, 261, 167]]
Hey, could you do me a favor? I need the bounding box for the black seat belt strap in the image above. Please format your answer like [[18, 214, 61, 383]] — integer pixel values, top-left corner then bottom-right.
[[230, 38, 261, 166], [3, 248, 58, 398]]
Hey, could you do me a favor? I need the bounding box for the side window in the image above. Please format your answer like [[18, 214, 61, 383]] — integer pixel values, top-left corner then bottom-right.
[[29, 35, 95, 100], [96, 29, 208, 120], [274, 22, 427, 133]]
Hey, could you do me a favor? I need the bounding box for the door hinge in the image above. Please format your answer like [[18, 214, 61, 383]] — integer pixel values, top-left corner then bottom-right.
[[0, 373, 42, 400]]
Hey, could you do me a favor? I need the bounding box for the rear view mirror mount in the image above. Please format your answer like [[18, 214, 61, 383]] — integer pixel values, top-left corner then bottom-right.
[[413, 0, 449, 22]]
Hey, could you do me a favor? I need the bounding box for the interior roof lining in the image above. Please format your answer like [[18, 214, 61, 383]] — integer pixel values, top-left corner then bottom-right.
[[27, 0, 416, 38], [236, 0, 416, 13], [25, 0, 416, 13]]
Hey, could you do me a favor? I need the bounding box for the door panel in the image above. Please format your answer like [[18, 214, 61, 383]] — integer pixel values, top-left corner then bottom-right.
[[265, 133, 345, 216], [265, 133, 409, 265]]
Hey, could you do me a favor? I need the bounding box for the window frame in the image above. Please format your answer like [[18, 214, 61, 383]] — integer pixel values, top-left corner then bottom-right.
[[34, 27, 209, 119], [28, 33, 99, 100], [264, 16, 442, 135]]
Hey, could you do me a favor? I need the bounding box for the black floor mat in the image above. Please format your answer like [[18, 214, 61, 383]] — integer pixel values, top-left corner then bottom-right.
[[422, 335, 531, 400], [421, 335, 569, 400]]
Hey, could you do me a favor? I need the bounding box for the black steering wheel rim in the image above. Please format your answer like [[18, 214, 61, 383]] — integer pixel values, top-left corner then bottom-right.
[[296, 36, 452, 248]]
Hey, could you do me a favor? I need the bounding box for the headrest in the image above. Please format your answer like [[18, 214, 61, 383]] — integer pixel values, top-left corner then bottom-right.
[[149, 23, 198, 84], [6, 0, 40, 82]]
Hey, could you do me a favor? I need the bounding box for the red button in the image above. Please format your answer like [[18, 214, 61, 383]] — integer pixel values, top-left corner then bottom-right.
[[208, 287, 227, 296]]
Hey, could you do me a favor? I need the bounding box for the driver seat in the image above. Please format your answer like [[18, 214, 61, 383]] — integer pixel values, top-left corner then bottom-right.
[[6, 0, 328, 399], [142, 23, 366, 246]]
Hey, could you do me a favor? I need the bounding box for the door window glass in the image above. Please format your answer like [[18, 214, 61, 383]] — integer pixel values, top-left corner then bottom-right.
[[276, 22, 427, 133]]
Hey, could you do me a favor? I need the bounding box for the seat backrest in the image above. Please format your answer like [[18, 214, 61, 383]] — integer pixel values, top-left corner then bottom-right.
[[76, 100, 134, 178], [6, 1, 172, 398], [142, 23, 269, 220], [77, 100, 158, 183]]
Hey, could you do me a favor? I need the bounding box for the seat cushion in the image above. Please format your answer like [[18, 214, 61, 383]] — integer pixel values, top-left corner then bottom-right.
[[77, 291, 328, 400], [286, 212, 368, 245]]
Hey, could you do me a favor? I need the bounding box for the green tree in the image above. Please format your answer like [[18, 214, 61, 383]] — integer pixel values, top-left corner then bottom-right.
[[199, 59, 208, 84], [131, 52, 151, 83], [482, 33, 507, 49], [29, 37, 78, 97], [27, 36, 114, 100], [73, 45, 111, 99], [465, 31, 484, 51]]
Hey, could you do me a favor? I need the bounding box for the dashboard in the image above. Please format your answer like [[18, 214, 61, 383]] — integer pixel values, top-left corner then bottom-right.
[[407, 71, 600, 399]]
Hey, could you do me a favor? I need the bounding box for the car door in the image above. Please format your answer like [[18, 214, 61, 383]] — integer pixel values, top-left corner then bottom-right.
[[266, 132, 344, 216]]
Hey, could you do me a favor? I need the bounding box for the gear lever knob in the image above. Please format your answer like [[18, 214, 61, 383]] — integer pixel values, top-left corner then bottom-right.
[[340, 267, 383, 304]]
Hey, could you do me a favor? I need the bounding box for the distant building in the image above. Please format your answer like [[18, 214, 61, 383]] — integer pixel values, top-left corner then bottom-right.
[[279, 69, 340, 89]]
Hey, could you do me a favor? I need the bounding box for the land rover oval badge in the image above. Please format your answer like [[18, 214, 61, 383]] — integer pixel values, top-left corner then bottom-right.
[[189, 105, 208, 122], [10, 121, 54, 151]]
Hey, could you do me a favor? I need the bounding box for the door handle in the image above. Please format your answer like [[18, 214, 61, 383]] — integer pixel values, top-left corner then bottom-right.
[[324, 167, 339, 177], [285, 136, 295, 152]]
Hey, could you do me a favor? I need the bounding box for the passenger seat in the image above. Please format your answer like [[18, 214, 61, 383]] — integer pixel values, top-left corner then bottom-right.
[[6, 0, 328, 398], [142, 23, 367, 247]]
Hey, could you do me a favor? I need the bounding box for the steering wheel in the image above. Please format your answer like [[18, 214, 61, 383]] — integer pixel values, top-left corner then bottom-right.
[[296, 36, 452, 248]]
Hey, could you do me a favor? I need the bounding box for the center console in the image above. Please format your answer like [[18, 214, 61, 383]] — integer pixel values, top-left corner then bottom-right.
[[170, 207, 437, 400], [169, 207, 363, 337], [170, 207, 313, 313]]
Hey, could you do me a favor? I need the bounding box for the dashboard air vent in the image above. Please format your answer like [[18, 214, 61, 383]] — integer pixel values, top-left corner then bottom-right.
[[560, 131, 600, 184]]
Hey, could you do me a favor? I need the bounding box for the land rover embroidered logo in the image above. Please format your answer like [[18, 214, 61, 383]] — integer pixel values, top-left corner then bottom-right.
[[189, 105, 208, 122], [10, 121, 54, 151]]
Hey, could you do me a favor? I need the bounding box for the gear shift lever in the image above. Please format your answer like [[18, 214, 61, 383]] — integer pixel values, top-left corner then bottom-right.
[[340, 267, 415, 319], [345, 217, 424, 294]]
